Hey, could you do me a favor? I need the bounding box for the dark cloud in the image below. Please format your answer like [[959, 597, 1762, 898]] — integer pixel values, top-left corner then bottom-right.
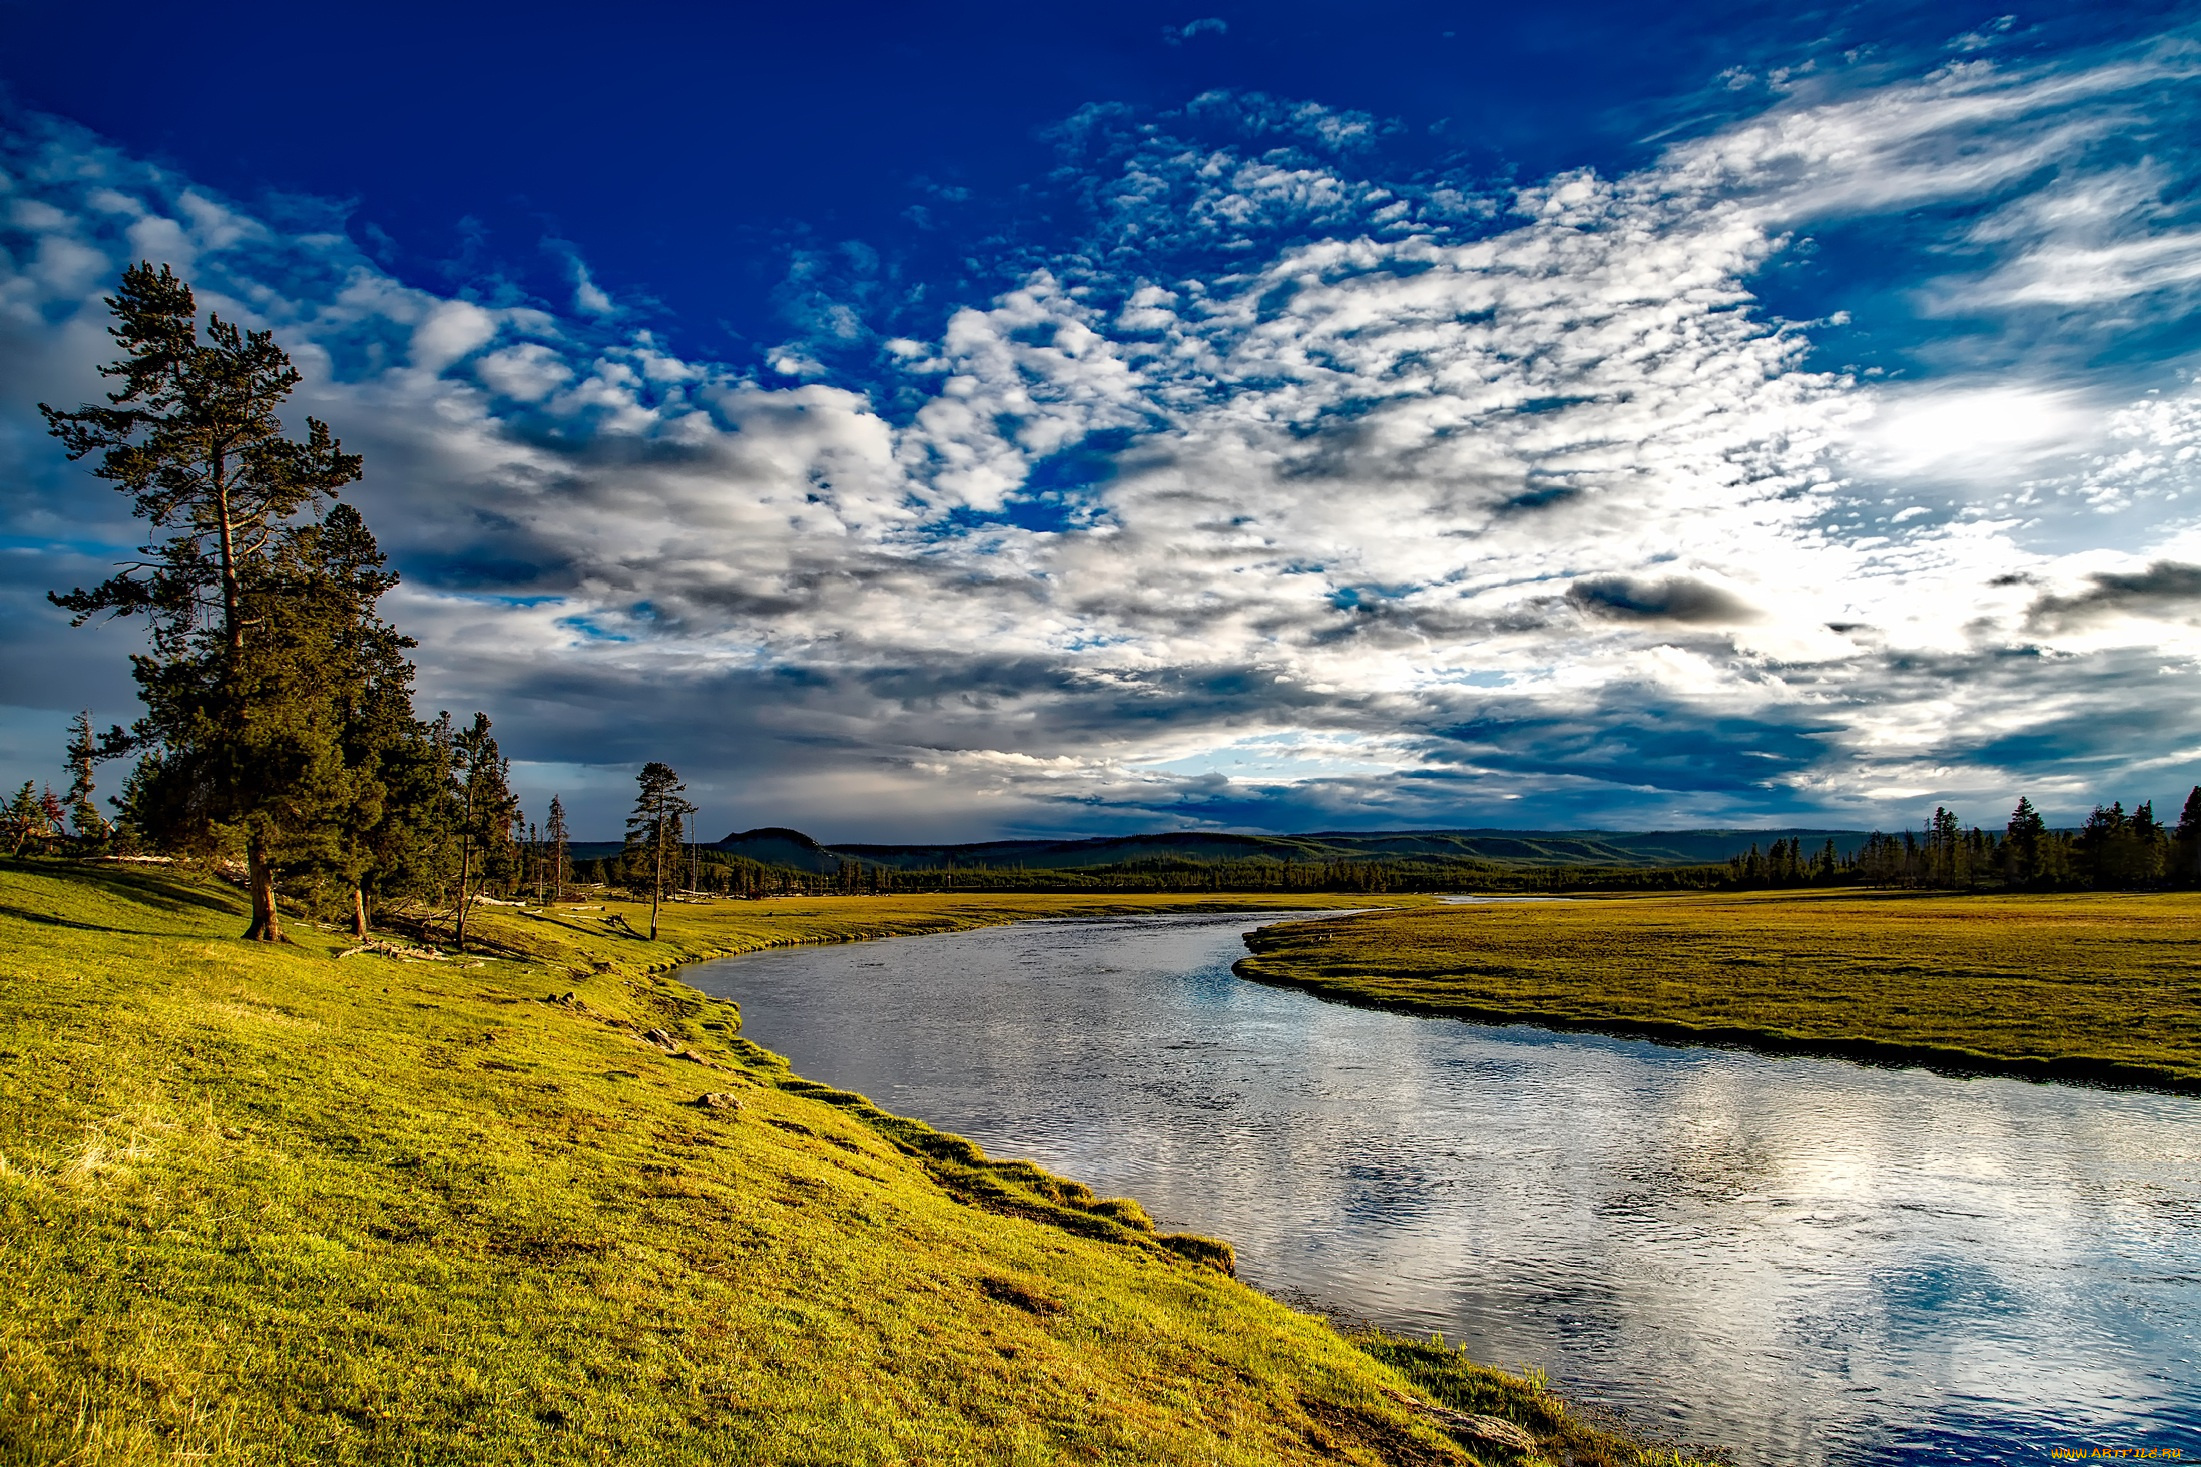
[[2028, 561, 2201, 629], [1565, 575, 1759, 625]]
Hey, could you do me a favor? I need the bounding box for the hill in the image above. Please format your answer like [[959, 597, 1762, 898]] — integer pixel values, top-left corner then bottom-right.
[[711, 825, 1872, 874]]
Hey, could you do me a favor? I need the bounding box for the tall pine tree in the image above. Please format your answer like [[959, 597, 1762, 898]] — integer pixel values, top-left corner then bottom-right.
[[627, 763, 696, 940], [2005, 797, 2046, 887], [2175, 786, 2201, 885], [62, 711, 111, 845], [449, 713, 517, 954], [544, 795, 570, 904], [45, 264, 364, 940]]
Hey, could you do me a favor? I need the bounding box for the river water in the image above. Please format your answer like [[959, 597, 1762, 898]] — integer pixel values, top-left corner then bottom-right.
[[683, 909, 2201, 1465]]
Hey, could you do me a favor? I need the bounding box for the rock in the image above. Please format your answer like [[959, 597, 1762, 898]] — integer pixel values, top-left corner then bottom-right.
[[1381, 1389, 1540, 1452], [696, 1092, 743, 1111]]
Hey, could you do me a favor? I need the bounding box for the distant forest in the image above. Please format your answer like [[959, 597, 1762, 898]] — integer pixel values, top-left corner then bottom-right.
[[563, 795, 2201, 898]]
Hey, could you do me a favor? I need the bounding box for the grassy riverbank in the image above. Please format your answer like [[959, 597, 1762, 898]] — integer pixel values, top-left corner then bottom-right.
[[0, 862, 1699, 1465], [1236, 890, 2201, 1089]]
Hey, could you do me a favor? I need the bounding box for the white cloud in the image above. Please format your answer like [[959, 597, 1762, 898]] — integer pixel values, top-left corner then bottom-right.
[[474, 342, 574, 402], [410, 299, 499, 373], [1851, 383, 2095, 481]]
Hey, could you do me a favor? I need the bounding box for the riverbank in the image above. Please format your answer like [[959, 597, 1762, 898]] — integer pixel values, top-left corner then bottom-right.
[[0, 862, 1693, 1465], [1235, 889, 2201, 1090]]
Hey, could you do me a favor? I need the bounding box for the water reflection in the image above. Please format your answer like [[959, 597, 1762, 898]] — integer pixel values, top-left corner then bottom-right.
[[686, 910, 2201, 1466]]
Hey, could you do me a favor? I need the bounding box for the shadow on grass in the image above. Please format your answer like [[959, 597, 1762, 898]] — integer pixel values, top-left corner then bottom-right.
[[1, 858, 244, 917], [75, 867, 243, 916], [0, 903, 133, 933]]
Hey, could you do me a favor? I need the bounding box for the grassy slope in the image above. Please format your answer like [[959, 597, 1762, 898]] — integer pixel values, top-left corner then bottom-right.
[[0, 864, 1690, 1466], [1236, 890, 2201, 1089]]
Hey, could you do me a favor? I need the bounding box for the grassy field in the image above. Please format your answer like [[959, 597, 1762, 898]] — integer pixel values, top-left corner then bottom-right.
[[0, 862, 1701, 1466], [1235, 889, 2201, 1089]]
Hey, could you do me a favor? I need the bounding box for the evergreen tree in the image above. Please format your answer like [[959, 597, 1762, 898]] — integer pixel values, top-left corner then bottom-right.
[[270, 502, 440, 938], [44, 264, 363, 940], [544, 795, 570, 903], [115, 505, 368, 939], [627, 762, 697, 940], [5, 782, 62, 855], [62, 711, 111, 845], [355, 710, 458, 935], [1927, 806, 1965, 888], [2006, 797, 2046, 887], [2129, 800, 2166, 887], [2078, 802, 2129, 888], [449, 714, 517, 953], [2174, 786, 2201, 885]]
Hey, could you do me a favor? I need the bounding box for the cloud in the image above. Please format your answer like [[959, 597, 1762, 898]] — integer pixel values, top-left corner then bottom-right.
[[6, 32, 2201, 837], [2028, 560, 2201, 629], [1849, 384, 2095, 483], [1566, 576, 1761, 625], [475, 342, 574, 402], [1162, 17, 1228, 46]]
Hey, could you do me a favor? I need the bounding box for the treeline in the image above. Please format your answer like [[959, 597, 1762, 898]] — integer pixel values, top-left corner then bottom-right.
[[1841, 795, 2201, 891], [562, 851, 1714, 896], [559, 796, 2201, 900]]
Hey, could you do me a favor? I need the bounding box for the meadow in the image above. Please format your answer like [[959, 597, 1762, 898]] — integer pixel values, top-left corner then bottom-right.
[[0, 862, 1700, 1466], [1236, 890, 2201, 1089]]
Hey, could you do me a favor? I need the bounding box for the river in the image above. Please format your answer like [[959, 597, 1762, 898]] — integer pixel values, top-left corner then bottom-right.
[[682, 908, 2201, 1465]]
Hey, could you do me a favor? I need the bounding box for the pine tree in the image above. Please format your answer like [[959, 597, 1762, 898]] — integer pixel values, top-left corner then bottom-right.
[[2078, 802, 2128, 888], [62, 711, 112, 846], [273, 502, 438, 938], [1927, 806, 1965, 888], [2129, 800, 2166, 887], [44, 264, 364, 940], [449, 714, 517, 953], [351, 709, 458, 936], [2005, 797, 2046, 887], [5, 782, 51, 855], [545, 796, 570, 903], [2174, 786, 2201, 886], [627, 763, 697, 940]]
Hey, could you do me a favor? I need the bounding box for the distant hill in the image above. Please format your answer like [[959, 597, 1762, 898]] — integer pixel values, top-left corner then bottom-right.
[[706, 826, 1871, 873]]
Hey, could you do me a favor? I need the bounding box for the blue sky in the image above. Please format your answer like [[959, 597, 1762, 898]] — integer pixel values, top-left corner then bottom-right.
[[3, 2, 2199, 840]]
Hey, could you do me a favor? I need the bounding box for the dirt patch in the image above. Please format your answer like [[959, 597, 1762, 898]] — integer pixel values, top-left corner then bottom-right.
[[978, 1276, 1063, 1317], [1297, 1395, 1464, 1466]]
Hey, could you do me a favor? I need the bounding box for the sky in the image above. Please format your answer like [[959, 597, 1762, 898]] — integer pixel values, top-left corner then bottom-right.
[[2, 1, 2199, 841]]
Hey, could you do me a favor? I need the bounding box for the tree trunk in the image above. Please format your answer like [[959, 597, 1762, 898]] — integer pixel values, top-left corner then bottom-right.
[[455, 835, 473, 953], [243, 833, 285, 942], [351, 886, 368, 940], [650, 834, 663, 941]]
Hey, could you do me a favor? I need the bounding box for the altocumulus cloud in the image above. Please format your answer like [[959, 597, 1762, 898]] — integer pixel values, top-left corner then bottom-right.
[[5, 28, 2201, 838]]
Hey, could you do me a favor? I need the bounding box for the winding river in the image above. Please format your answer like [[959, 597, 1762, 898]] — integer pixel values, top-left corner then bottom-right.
[[683, 909, 2201, 1466]]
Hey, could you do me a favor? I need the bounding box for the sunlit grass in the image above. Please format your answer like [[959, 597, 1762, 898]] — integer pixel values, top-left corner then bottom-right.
[[1237, 889, 2201, 1087], [0, 862, 1703, 1465]]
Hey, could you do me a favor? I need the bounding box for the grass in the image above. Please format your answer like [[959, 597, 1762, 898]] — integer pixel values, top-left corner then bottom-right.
[[1234, 889, 2201, 1089], [0, 862, 1700, 1466]]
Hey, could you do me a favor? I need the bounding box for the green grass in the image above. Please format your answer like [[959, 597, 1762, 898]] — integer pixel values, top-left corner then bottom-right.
[[1235, 889, 2201, 1088], [0, 862, 1697, 1466]]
